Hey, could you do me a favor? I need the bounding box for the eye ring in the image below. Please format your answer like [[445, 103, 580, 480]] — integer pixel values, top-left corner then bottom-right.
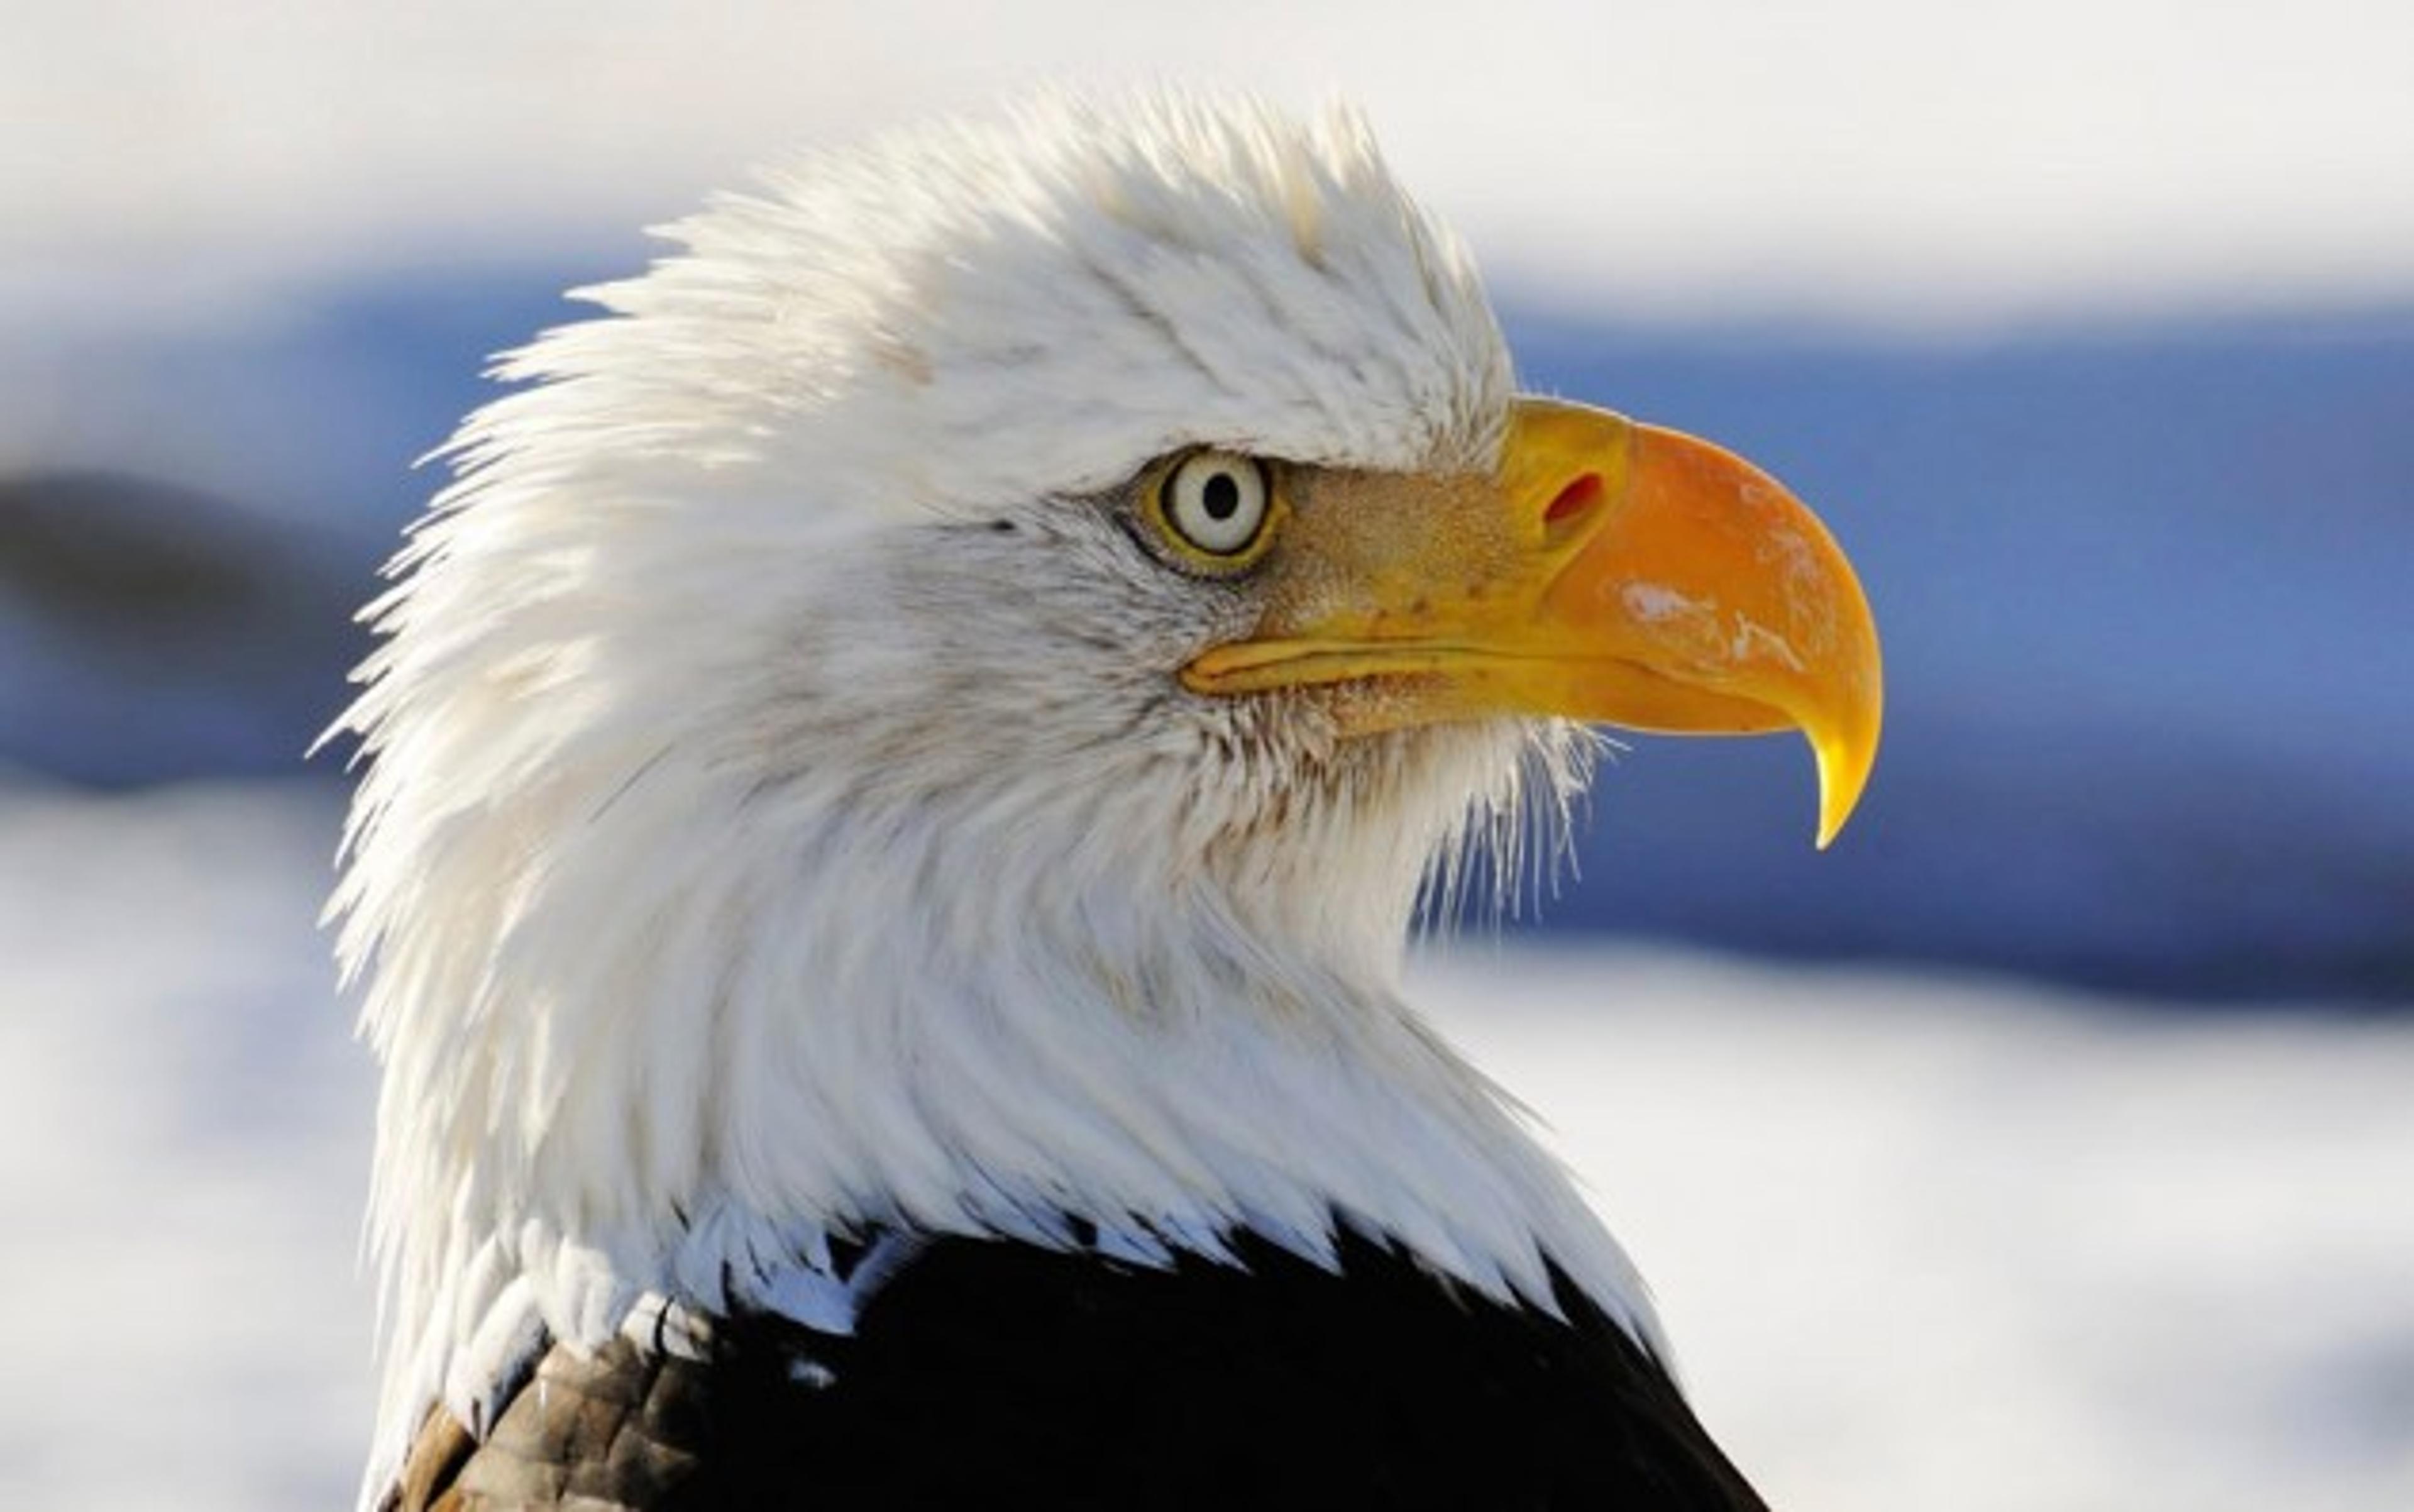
[[1147, 450, 1278, 569]]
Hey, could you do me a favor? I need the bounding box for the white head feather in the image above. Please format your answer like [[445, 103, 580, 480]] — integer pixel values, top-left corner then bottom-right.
[[332, 92, 1661, 1498]]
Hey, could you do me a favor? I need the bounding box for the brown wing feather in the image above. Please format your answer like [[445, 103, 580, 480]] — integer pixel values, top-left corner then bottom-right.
[[389, 1335, 710, 1512]]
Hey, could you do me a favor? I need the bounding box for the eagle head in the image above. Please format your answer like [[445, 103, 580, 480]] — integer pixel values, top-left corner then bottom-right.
[[331, 92, 1880, 1498]]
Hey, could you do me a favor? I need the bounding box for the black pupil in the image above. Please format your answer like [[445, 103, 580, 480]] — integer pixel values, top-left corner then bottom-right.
[[1200, 470, 1242, 523]]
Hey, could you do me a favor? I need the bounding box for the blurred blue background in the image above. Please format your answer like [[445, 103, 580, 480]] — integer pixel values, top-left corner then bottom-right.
[[6, 5, 2413, 1510], [9, 204, 2409, 1001]]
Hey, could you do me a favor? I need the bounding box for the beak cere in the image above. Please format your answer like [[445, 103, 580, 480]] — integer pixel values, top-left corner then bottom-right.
[[1181, 398, 1885, 847]]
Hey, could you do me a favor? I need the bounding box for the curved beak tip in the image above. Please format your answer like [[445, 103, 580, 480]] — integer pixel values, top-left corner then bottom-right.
[[1813, 763, 1858, 852], [1809, 704, 1881, 850]]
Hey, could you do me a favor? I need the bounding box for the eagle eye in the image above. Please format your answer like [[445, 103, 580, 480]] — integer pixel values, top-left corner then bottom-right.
[[1148, 451, 1277, 570]]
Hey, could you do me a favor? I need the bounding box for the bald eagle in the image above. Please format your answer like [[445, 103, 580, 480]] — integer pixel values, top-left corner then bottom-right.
[[332, 94, 1880, 1511]]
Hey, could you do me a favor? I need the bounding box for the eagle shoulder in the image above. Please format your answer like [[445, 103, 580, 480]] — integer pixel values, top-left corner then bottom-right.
[[390, 1224, 1766, 1511]]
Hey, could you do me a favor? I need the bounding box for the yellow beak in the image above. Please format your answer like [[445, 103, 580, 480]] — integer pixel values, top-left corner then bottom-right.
[[1181, 399, 1883, 847]]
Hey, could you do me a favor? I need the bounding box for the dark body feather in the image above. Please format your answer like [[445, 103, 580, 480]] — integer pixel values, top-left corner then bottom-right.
[[390, 1224, 1767, 1511]]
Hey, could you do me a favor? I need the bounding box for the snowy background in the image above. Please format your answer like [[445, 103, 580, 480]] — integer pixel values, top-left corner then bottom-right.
[[4, 3, 2411, 1508]]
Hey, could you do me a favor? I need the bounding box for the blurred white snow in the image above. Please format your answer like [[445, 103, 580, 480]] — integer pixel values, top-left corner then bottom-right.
[[3, 780, 2408, 1510], [8, 0, 2414, 334]]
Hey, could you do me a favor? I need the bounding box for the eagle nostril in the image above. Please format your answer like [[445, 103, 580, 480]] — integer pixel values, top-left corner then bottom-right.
[[1543, 473, 1603, 529]]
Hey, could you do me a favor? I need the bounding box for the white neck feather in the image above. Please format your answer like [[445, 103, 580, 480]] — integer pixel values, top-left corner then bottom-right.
[[346, 689, 1662, 1489]]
